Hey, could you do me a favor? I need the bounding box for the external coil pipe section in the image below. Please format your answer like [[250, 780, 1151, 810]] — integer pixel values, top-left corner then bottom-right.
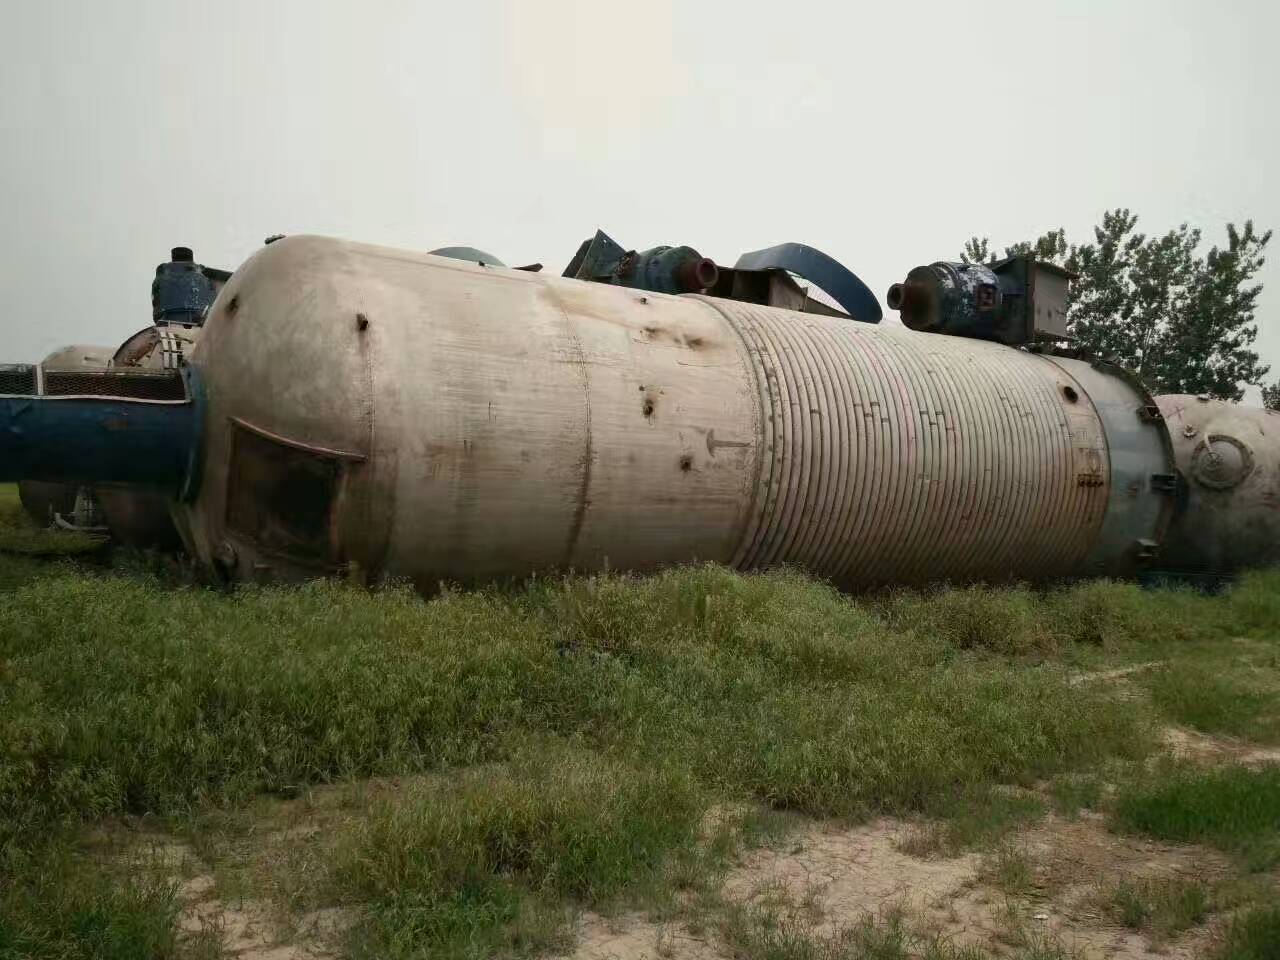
[[699, 299, 1115, 589]]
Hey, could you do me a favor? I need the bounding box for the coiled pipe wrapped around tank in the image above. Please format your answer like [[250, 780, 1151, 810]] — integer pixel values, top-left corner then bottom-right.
[[148, 236, 1177, 590]]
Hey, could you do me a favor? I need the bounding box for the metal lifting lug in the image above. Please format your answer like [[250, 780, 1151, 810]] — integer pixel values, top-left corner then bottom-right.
[[1150, 473, 1179, 494], [1135, 539, 1161, 562], [1138, 404, 1164, 423]]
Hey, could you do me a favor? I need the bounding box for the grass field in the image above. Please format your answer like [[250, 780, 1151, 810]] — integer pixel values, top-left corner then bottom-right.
[[1, 483, 1277, 959]]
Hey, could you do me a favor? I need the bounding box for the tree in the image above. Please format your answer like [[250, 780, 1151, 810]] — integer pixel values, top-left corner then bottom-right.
[[1263, 382, 1280, 411], [961, 211, 1272, 401]]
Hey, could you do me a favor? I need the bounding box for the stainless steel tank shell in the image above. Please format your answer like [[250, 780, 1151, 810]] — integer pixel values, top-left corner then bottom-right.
[[181, 236, 1161, 590], [1157, 395, 1280, 573], [40, 344, 115, 371]]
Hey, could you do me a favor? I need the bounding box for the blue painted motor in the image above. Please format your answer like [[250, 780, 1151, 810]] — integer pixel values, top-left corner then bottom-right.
[[564, 230, 720, 295], [152, 246, 218, 326], [887, 256, 1074, 345]]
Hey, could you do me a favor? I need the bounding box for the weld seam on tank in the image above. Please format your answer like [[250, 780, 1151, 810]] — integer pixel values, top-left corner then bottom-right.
[[702, 300, 799, 571], [553, 289, 595, 570], [974, 349, 1035, 579], [848, 325, 920, 582], [811, 320, 867, 581], [898, 331, 970, 583], [719, 300, 771, 570], [1077, 372, 1121, 578], [738, 307, 866, 574], [800, 320, 858, 577], [752, 321, 789, 569], [753, 309, 810, 570], [844, 328, 938, 585], [774, 316, 835, 567], [976, 351, 1025, 578], [978, 349, 1053, 579], [874, 328, 946, 583], [754, 307, 813, 568], [1001, 353, 1059, 578], [719, 305, 782, 570], [794, 318, 843, 569], [841, 323, 902, 584], [1038, 361, 1102, 576], [819, 322, 879, 582], [757, 311, 811, 567], [920, 343, 975, 581], [1066, 364, 1112, 566], [847, 325, 906, 582], [899, 332, 965, 583], [972, 349, 1036, 579], [1023, 358, 1086, 577], [828, 322, 884, 582], [740, 310, 786, 570], [927, 349, 991, 581], [777, 313, 833, 569], [854, 326, 908, 583], [997, 352, 1059, 578], [1018, 353, 1097, 577], [860, 328, 932, 585]]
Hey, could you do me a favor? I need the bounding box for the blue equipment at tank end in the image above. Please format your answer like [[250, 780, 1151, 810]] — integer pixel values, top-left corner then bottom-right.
[[0, 364, 203, 500]]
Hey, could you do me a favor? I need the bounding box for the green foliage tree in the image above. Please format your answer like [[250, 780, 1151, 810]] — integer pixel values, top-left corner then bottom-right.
[[962, 211, 1272, 401]]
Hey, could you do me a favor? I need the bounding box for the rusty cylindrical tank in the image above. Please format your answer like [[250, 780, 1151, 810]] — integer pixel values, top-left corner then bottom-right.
[[175, 236, 1176, 590]]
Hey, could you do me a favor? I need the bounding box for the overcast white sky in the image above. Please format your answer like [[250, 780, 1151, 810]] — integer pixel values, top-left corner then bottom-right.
[[2, 0, 1277, 391]]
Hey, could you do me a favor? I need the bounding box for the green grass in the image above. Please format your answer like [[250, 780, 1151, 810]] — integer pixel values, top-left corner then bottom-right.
[[1046, 772, 1104, 818], [1098, 876, 1210, 941], [0, 483, 106, 559], [0, 566, 1161, 845], [1147, 660, 1280, 743], [0, 841, 209, 960], [329, 745, 704, 959], [899, 787, 1045, 858], [1213, 905, 1280, 960], [978, 841, 1034, 895], [4, 477, 1280, 958], [1112, 763, 1280, 869]]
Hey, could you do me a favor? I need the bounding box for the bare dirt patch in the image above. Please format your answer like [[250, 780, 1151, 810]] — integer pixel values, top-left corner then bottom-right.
[[568, 812, 1235, 960], [997, 813, 1230, 958], [722, 818, 979, 928], [573, 911, 723, 960], [1069, 662, 1165, 687], [1161, 725, 1280, 767], [127, 833, 341, 960]]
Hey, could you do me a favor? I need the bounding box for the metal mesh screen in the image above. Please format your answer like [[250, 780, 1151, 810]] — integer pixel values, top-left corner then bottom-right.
[[42, 370, 187, 401], [0, 365, 37, 396]]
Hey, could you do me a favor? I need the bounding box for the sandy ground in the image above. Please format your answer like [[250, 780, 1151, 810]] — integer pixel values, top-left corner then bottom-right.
[[153, 725, 1274, 960], [568, 811, 1230, 960]]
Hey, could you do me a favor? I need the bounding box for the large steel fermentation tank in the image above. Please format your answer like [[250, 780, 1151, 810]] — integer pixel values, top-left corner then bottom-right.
[[178, 236, 1173, 589]]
